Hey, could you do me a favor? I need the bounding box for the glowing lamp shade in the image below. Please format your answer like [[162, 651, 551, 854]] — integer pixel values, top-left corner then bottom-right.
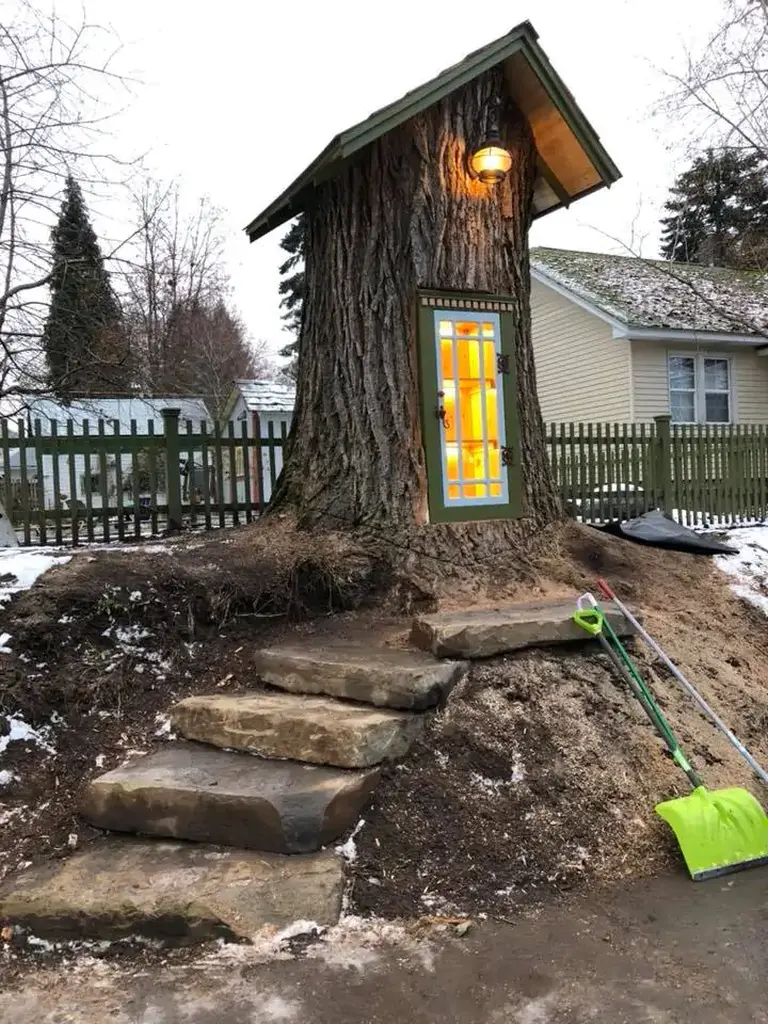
[[469, 136, 512, 184]]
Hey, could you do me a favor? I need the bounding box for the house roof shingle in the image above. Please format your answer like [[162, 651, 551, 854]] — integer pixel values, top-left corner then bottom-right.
[[531, 247, 768, 337], [24, 396, 211, 432], [235, 380, 295, 415]]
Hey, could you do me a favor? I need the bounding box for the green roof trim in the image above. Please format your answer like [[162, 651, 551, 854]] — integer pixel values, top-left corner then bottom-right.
[[245, 22, 621, 242]]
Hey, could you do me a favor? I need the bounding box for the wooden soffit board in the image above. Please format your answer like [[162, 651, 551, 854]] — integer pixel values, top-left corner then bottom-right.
[[504, 52, 603, 203]]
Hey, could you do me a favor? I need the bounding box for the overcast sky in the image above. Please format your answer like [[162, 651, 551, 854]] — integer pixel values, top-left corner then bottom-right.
[[57, 0, 725, 361]]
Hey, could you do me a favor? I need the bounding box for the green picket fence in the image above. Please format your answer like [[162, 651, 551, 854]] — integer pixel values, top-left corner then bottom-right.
[[0, 410, 287, 546], [3, 410, 763, 546], [548, 416, 768, 526]]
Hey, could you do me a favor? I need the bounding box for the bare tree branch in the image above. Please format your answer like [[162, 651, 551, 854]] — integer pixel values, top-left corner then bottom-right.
[[0, 1, 136, 401]]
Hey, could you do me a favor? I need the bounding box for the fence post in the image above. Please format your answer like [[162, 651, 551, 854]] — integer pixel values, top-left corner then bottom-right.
[[162, 408, 183, 532], [654, 414, 673, 514]]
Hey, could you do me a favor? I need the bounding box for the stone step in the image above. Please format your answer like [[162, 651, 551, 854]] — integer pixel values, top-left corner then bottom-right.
[[253, 643, 466, 710], [0, 838, 341, 945], [80, 742, 378, 854], [411, 600, 636, 658], [170, 692, 424, 769]]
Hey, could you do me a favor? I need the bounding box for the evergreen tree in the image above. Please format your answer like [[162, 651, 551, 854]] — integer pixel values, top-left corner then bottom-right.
[[277, 214, 305, 378], [42, 175, 129, 397], [660, 149, 768, 267]]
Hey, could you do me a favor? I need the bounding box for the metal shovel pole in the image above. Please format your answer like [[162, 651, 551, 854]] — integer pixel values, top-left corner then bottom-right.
[[596, 578, 768, 786]]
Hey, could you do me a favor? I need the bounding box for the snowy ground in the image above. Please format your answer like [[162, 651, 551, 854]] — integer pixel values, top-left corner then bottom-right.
[[0, 548, 71, 604], [713, 526, 768, 616]]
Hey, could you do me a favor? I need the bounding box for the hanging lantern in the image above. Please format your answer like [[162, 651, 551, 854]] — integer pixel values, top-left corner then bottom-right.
[[469, 131, 513, 184]]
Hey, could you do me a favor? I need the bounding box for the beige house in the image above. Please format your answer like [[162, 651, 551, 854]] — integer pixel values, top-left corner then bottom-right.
[[531, 248, 768, 425]]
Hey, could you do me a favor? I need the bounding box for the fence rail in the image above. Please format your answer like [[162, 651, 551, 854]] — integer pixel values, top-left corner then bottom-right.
[[548, 415, 768, 526]]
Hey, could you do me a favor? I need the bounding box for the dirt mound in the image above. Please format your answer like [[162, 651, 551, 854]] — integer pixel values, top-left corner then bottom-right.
[[1, 516, 767, 918], [351, 526, 768, 917]]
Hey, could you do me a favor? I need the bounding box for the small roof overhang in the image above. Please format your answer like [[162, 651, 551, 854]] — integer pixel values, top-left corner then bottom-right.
[[245, 21, 620, 242]]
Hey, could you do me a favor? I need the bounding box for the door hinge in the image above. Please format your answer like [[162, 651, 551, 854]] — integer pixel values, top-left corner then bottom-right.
[[501, 445, 515, 467], [496, 353, 511, 374]]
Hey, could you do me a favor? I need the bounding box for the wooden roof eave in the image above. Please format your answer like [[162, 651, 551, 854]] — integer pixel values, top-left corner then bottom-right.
[[245, 22, 620, 242]]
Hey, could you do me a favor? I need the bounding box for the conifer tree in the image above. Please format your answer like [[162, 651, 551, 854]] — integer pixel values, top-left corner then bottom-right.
[[42, 176, 129, 397], [276, 214, 305, 378], [660, 149, 768, 267]]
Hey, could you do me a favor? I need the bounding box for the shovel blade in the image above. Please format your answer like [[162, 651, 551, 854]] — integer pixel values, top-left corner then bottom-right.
[[656, 785, 768, 880]]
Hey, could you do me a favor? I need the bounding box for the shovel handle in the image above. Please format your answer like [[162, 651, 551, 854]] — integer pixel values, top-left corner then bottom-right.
[[596, 578, 615, 600]]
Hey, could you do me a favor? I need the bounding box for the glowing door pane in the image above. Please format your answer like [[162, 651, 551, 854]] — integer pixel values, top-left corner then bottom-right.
[[434, 311, 508, 508]]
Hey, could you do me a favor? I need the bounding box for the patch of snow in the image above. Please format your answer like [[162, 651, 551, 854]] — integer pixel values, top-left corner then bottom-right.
[[512, 992, 558, 1024], [25, 935, 57, 952], [308, 916, 436, 973], [129, 590, 143, 602], [0, 769, 17, 786], [102, 623, 151, 645], [0, 715, 56, 755], [335, 818, 365, 864], [714, 527, 768, 614], [469, 754, 525, 795], [153, 714, 176, 739], [275, 920, 325, 942], [0, 807, 25, 825], [0, 548, 71, 603], [0, 632, 11, 652], [94, 754, 106, 768]]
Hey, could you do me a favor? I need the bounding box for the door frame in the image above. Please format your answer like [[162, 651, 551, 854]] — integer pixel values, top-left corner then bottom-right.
[[416, 289, 523, 523]]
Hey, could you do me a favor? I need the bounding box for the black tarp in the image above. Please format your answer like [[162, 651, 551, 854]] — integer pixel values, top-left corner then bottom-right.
[[598, 509, 739, 555]]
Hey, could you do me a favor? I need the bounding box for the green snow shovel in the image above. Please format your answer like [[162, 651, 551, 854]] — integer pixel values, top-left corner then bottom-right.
[[573, 601, 768, 881]]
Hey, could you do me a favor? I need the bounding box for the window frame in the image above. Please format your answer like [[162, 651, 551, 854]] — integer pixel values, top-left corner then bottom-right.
[[667, 351, 735, 425]]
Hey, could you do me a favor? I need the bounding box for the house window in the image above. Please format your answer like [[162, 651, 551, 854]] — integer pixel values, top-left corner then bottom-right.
[[703, 358, 730, 423], [668, 355, 731, 424]]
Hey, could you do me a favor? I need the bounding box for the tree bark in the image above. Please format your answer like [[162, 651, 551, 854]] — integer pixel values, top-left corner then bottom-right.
[[271, 67, 560, 533]]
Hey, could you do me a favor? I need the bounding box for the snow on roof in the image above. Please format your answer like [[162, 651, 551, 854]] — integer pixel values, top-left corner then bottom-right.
[[531, 248, 768, 336], [24, 396, 211, 432], [235, 380, 295, 414]]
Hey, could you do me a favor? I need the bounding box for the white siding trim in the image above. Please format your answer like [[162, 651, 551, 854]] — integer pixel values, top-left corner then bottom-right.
[[624, 327, 763, 345]]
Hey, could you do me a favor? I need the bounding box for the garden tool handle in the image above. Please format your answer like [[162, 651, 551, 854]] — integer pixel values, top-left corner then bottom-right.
[[596, 577, 768, 787], [596, 579, 615, 600]]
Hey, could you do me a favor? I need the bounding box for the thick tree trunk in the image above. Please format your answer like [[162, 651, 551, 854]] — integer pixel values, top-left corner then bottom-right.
[[271, 67, 560, 533]]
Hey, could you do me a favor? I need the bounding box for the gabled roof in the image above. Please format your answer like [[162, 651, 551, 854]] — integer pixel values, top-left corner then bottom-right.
[[245, 22, 620, 242], [233, 380, 295, 415], [531, 248, 768, 337], [24, 395, 212, 431]]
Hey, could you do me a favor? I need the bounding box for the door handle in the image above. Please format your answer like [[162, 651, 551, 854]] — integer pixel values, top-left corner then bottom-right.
[[436, 390, 447, 424]]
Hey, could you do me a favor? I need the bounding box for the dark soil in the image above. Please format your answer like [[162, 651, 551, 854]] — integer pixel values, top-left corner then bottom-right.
[[351, 647, 682, 918], [1, 515, 767, 926], [350, 525, 768, 919]]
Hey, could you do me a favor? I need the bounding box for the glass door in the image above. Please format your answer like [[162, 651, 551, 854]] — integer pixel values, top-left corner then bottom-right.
[[434, 311, 508, 508]]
